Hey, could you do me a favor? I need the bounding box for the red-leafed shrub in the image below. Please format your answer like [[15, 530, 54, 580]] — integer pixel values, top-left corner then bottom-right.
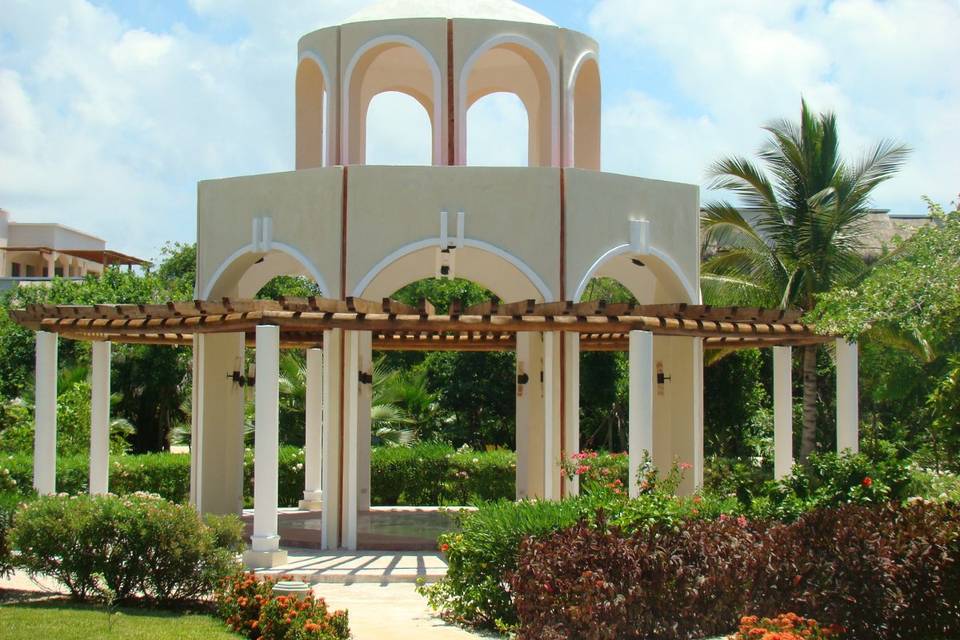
[[730, 613, 843, 639], [510, 512, 760, 640], [511, 502, 960, 640], [746, 501, 960, 639]]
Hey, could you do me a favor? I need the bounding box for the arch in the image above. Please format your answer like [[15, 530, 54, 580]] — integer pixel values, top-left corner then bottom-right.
[[458, 34, 559, 167], [342, 35, 443, 165], [566, 50, 601, 170], [296, 51, 333, 169], [573, 243, 699, 304], [352, 237, 553, 301], [466, 92, 528, 166], [365, 91, 433, 165], [201, 242, 330, 300]]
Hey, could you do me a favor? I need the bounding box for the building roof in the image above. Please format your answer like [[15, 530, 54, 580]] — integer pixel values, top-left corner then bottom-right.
[[346, 0, 555, 26]]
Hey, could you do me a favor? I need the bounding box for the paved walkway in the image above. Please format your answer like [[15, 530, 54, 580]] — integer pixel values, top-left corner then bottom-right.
[[255, 549, 448, 583]]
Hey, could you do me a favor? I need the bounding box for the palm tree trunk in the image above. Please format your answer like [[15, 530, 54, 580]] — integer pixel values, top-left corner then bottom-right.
[[799, 345, 818, 461]]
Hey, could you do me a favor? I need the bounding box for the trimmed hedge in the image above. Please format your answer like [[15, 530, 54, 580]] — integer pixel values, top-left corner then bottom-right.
[[11, 493, 243, 603], [1, 443, 519, 506]]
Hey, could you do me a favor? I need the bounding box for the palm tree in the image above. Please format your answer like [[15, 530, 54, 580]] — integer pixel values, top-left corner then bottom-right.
[[701, 99, 908, 460]]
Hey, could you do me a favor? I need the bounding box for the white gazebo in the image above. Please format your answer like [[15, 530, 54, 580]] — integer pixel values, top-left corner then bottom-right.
[[14, 0, 859, 568]]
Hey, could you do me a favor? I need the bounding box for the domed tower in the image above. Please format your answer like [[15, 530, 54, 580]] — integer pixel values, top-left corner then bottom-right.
[[194, 0, 703, 556], [295, 0, 601, 169]]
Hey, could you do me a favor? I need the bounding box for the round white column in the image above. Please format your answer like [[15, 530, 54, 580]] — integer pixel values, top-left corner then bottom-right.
[[563, 332, 580, 497], [628, 330, 654, 498], [773, 346, 794, 479], [89, 340, 111, 494], [33, 331, 58, 495], [244, 325, 288, 568], [299, 348, 324, 511], [836, 339, 859, 454]]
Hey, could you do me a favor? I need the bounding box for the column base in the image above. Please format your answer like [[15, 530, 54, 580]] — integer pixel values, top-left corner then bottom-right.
[[298, 492, 323, 511], [243, 548, 289, 569]]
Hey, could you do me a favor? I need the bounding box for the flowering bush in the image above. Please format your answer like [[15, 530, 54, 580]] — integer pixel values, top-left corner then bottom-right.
[[10, 493, 242, 602], [562, 450, 628, 495], [729, 613, 843, 639], [216, 572, 349, 640]]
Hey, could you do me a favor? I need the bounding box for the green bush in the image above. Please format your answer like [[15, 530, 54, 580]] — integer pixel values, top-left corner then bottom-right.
[[11, 493, 242, 603], [0, 491, 22, 578]]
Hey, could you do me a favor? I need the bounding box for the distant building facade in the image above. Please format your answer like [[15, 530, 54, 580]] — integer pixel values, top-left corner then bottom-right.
[[0, 208, 147, 290]]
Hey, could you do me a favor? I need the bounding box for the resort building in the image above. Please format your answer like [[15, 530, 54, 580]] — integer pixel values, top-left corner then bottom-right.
[[0, 207, 147, 290], [11, 0, 860, 567]]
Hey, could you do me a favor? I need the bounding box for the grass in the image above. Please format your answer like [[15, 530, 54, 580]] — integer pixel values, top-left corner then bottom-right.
[[0, 599, 238, 639]]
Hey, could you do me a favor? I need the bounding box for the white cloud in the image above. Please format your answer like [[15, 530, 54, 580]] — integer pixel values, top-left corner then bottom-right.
[[590, 0, 960, 211]]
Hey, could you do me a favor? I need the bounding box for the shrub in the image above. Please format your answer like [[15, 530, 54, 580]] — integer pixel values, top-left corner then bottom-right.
[[730, 613, 844, 639], [0, 491, 22, 578], [418, 496, 604, 630], [747, 501, 960, 639], [11, 493, 242, 603], [216, 572, 350, 640], [511, 513, 761, 640]]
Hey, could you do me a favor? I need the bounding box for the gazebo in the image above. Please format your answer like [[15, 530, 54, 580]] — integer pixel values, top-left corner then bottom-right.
[[12, 0, 860, 567]]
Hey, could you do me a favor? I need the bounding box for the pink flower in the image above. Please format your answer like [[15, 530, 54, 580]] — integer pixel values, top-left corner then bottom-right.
[[575, 465, 590, 475], [679, 462, 693, 471]]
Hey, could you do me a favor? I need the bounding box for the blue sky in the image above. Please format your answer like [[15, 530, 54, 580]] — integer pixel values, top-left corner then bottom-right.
[[1, 0, 957, 262]]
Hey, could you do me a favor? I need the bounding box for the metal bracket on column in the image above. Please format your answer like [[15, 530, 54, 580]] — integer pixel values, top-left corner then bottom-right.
[[517, 373, 529, 385], [358, 371, 373, 385]]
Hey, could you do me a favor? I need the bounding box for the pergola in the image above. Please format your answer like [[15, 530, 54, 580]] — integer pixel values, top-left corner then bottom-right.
[[12, 296, 859, 560]]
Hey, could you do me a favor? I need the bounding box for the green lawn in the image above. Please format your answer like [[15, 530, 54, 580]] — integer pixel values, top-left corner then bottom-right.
[[0, 600, 238, 639]]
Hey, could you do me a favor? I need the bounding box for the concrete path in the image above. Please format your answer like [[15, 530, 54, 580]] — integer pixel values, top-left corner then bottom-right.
[[313, 582, 498, 639], [255, 549, 448, 583]]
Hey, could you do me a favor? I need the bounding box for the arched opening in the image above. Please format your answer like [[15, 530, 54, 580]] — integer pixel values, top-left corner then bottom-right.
[[571, 56, 601, 170], [296, 56, 327, 169], [365, 91, 433, 165], [575, 247, 696, 306], [461, 38, 556, 167], [203, 247, 327, 300], [466, 92, 528, 166], [345, 37, 441, 165]]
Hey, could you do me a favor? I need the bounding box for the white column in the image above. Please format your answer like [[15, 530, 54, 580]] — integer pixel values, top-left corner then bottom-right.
[[343, 330, 361, 550], [628, 330, 653, 498], [692, 337, 704, 491], [321, 329, 343, 550], [515, 332, 545, 499], [773, 346, 794, 479], [89, 341, 111, 494], [563, 333, 580, 496], [542, 332, 561, 501], [356, 331, 373, 512], [299, 348, 324, 511], [33, 331, 58, 495], [836, 339, 859, 454], [244, 325, 287, 568]]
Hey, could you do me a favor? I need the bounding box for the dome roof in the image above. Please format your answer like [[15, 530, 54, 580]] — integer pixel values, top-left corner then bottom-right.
[[346, 0, 555, 26]]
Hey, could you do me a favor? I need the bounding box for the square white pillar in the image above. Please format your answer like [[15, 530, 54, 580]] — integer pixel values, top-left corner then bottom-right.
[[244, 325, 287, 568], [321, 329, 343, 550], [515, 332, 545, 500], [773, 346, 794, 479], [692, 337, 704, 491], [299, 348, 324, 511], [89, 341, 111, 494], [34, 331, 58, 495], [342, 330, 364, 550], [563, 333, 581, 497], [542, 331, 562, 501], [628, 330, 654, 498], [356, 331, 373, 512], [836, 339, 859, 454]]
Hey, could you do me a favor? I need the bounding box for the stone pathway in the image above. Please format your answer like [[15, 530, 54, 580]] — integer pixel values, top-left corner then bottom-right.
[[255, 549, 448, 583]]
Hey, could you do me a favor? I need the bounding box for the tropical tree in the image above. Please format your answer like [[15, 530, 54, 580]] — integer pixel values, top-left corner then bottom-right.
[[701, 99, 909, 459]]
